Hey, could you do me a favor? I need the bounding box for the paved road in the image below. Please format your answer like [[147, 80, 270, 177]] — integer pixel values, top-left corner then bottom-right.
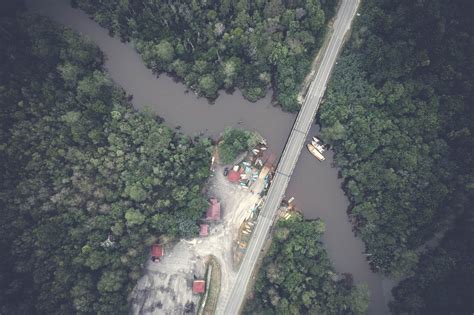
[[218, 1, 360, 313]]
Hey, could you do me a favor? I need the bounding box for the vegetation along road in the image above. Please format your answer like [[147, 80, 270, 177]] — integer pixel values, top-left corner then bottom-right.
[[220, 1, 360, 313]]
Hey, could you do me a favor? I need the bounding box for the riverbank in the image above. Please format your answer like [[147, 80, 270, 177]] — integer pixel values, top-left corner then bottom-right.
[[26, 0, 295, 158], [287, 125, 394, 314], [26, 0, 391, 313]]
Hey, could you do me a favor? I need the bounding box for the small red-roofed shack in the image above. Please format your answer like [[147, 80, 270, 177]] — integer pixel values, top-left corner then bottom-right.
[[206, 198, 221, 220], [199, 224, 209, 236], [151, 244, 164, 262], [192, 279, 206, 294], [227, 170, 240, 183]]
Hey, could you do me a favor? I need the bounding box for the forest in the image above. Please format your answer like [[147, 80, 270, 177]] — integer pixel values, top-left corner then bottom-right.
[[244, 215, 369, 314], [72, 0, 336, 111], [2, 0, 473, 313], [390, 209, 474, 314], [0, 8, 212, 314], [318, 0, 474, 312]]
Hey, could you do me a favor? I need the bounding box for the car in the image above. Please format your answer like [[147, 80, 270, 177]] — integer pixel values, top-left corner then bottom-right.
[[223, 167, 229, 176]]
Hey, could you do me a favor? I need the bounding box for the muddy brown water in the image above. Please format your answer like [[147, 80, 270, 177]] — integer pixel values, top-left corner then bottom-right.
[[27, 0, 392, 313]]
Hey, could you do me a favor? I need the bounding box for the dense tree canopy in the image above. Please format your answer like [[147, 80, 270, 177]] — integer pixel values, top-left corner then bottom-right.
[[73, 0, 337, 111], [244, 215, 369, 314], [390, 209, 474, 314], [320, 0, 474, 278], [218, 127, 260, 164], [0, 11, 211, 314]]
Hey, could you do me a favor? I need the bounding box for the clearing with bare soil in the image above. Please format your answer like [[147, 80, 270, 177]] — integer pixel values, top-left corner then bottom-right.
[[130, 164, 267, 314]]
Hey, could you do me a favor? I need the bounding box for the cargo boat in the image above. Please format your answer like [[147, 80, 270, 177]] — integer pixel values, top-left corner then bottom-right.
[[311, 140, 325, 153], [307, 143, 325, 161]]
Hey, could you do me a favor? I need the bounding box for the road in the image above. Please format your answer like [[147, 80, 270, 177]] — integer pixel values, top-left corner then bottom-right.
[[218, 1, 361, 313]]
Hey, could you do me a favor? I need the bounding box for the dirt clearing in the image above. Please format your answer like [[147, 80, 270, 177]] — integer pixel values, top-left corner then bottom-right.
[[130, 164, 268, 314]]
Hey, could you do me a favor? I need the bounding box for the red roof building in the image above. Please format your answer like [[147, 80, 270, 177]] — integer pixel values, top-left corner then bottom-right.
[[199, 224, 209, 236], [206, 198, 221, 220], [192, 280, 206, 294], [151, 244, 164, 261], [227, 170, 240, 182]]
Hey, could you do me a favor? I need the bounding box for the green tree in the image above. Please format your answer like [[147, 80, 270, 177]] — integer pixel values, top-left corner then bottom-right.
[[198, 74, 218, 98], [125, 209, 146, 226], [127, 183, 147, 202], [155, 40, 174, 65], [349, 284, 370, 315], [97, 271, 125, 293]]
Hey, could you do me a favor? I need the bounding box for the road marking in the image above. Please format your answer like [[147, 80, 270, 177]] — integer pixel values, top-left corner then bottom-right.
[[275, 170, 290, 178], [292, 128, 306, 135]]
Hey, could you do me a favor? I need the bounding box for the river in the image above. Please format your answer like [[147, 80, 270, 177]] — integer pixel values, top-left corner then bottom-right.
[[26, 0, 392, 313]]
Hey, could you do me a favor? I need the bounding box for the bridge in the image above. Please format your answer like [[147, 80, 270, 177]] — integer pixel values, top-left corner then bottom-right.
[[217, 0, 360, 313]]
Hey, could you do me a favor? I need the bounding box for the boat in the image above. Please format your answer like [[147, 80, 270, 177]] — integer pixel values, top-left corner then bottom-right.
[[311, 140, 325, 153], [307, 143, 325, 161], [312, 136, 321, 143]]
